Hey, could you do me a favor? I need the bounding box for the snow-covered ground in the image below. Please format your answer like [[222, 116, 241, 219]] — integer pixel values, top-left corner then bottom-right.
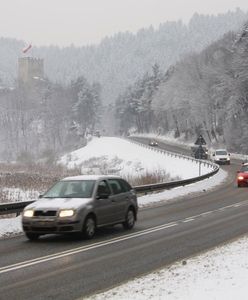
[[60, 137, 212, 179]]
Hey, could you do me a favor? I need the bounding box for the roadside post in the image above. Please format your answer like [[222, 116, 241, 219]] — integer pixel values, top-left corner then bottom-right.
[[194, 135, 207, 176]]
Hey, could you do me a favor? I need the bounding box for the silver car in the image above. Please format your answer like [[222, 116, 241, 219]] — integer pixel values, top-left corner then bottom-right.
[[22, 175, 138, 240]]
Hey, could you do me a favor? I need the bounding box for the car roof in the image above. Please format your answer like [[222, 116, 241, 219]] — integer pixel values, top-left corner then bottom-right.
[[215, 149, 228, 151], [62, 175, 122, 181]]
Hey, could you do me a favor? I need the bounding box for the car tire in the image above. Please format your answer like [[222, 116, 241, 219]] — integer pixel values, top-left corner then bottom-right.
[[123, 208, 135, 230], [25, 232, 40, 241], [83, 215, 96, 239]]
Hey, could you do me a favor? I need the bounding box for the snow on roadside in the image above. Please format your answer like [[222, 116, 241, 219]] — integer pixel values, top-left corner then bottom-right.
[[1, 188, 39, 203], [139, 168, 226, 207], [0, 216, 22, 238], [87, 235, 248, 300]]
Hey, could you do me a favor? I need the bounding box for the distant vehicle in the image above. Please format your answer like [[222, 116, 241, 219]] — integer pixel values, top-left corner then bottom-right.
[[212, 149, 231, 165], [149, 140, 158, 147], [22, 175, 138, 241], [94, 130, 101, 137], [237, 163, 248, 187], [191, 146, 208, 160]]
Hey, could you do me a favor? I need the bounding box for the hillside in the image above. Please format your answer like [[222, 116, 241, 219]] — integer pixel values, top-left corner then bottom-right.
[[116, 22, 248, 153], [1, 9, 248, 104]]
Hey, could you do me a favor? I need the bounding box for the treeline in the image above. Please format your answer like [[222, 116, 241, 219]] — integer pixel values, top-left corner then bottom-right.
[[0, 77, 102, 161], [1, 9, 248, 105], [115, 23, 248, 153]]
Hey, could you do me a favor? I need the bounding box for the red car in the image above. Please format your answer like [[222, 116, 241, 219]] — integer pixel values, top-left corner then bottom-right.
[[237, 163, 248, 187]]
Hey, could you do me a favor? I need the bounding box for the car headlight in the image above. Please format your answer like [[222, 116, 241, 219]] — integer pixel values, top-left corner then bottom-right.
[[238, 176, 244, 180], [23, 210, 34, 217], [59, 209, 75, 218]]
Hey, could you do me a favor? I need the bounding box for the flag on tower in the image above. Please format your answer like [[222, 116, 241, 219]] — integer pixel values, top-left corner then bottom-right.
[[22, 44, 32, 54]]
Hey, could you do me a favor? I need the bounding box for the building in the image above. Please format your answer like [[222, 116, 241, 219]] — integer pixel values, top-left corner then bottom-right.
[[18, 57, 44, 86]]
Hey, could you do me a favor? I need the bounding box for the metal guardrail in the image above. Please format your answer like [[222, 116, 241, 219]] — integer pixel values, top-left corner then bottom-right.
[[0, 140, 219, 216], [134, 167, 218, 193], [0, 201, 35, 216]]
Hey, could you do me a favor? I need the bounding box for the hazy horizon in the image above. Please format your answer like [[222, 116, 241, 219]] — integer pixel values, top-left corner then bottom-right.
[[1, 0, 248, 47]]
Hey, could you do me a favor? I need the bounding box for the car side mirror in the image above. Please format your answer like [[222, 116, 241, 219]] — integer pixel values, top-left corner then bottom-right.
[[213, 154, 215, 156], [96, 193, 109, 200], [38, 194, 43, 198], [229, 153, 230, 156]]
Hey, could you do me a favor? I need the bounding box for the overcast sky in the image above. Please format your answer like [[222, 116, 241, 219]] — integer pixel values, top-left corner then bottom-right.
[[1, 0, 248, 47]]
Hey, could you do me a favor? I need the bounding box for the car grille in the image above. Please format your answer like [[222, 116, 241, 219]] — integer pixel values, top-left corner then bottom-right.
[[33, 210, 57, 217], [31, 226, 57, 232]]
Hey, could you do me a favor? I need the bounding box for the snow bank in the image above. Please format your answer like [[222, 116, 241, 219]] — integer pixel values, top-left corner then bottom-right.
[[60, 137, 212, 179]]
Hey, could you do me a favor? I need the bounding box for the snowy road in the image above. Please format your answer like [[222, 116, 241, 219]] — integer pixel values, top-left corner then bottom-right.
[[0, 165, 247, 299], [0, 138, 246, 300]]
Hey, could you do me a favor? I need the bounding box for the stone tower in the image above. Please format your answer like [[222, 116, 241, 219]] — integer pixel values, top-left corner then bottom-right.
[[18, 57, 44, 85]]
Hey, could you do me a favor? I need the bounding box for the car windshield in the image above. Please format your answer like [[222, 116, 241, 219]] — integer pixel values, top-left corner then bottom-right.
[[240, 165, 248, 173], [216, 150, 228, 155], [43, 180, 95, 198]]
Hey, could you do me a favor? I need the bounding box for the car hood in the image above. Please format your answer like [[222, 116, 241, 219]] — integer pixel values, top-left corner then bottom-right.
[[215, 155, 229, 159], [26, 197, 92, 210]]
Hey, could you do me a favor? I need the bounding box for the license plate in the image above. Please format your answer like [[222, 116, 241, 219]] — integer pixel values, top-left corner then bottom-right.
[[35, 221, 53, 226]]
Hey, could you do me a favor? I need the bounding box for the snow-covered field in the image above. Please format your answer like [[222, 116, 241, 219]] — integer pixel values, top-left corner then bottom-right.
[[60, 137, 212, 179]]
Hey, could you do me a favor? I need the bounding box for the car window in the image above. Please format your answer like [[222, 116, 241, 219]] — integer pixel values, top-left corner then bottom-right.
[[43, 180, 95, 198], [118, 179, 132, 192], [97, 180, 111, 196], [240, 165, 248, 172], [216, 150, 228, 155], [108, 179, 125, 194]]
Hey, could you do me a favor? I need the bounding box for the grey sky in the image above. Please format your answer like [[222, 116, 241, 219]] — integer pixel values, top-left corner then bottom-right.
[[1, 0, 248, 46]]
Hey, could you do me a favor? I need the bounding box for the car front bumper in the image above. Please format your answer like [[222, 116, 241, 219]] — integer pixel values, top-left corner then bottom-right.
[[215, 160, 230, 165], [22, 217, 82, 234]]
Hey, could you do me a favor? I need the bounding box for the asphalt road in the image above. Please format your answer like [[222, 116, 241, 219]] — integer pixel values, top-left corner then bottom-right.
[[0, 138, 247, 300]]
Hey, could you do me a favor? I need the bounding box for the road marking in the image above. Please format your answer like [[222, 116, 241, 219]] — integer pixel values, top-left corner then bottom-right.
[[182, 218, 195, 223], [0, 222, 177, 275], [199, 211, 213, 217], [218, 207, 226, 211]]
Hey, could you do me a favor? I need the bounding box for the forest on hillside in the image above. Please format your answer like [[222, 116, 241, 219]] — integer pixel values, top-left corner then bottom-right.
[[0, 76, 102, 161], [115, 23, 248, 153], [0, 9, 248, 105], [1, 9, 248, 160]]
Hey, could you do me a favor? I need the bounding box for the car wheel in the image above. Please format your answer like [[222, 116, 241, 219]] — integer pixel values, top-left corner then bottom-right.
[[83, 215, 96, 239], [25, 232, 40, 241], [123, 208, 135, 230]]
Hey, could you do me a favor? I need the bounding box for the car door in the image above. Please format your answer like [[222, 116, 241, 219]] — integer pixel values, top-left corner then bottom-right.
[[94, 180, 116, 226], [107, 178, 129, 222]]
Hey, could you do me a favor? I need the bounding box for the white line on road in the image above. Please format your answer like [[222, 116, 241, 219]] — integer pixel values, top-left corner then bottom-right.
[[0, 222, 178, 275]]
